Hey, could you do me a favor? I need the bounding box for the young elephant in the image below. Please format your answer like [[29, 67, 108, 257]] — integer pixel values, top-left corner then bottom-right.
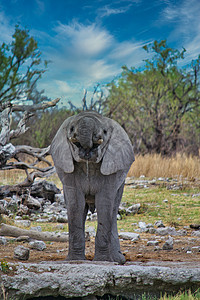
[[50, 111, 134, 264]]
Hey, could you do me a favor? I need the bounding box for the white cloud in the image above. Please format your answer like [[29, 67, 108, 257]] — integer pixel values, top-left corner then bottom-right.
[[54, 22, 113, 57], [0, 10, 147, 105], [0, 11, 14, 44], [161, 0, 200, 60], [36, 20, 148, 103], [110, 41, 145, 59], [55, 80, 76, 94], [98, 4, 132, 18]]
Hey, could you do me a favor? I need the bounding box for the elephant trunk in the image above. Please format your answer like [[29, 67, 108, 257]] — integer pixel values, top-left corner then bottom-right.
[[77, 117, 95, 149]]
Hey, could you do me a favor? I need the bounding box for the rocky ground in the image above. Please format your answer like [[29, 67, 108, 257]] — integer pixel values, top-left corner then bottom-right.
[[0, 177, 200, 267], [0, 226, 200, 266]]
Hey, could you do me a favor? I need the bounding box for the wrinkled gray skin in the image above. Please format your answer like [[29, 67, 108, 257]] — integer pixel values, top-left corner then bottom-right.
[[50, 111, 134, 264]]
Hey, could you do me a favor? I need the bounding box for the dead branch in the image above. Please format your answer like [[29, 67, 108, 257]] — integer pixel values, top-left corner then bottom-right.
[[0, 223, 68, 242], [9, 111, 34, 140], [0, 107, 11, 146], [0, 97, 61, 113], [0, 98, 60, 186], [0, 98, 61, 146]]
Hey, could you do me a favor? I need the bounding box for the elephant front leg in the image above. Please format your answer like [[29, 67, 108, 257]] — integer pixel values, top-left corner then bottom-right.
[[94, 193, 113, 262], [111, 184, 126, 264], [63, 185, 86, 261]]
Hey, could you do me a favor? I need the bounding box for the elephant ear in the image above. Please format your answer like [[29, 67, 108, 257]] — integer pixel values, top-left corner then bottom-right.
[[50, 118, 74, 173], [101, 120, 135, 175]]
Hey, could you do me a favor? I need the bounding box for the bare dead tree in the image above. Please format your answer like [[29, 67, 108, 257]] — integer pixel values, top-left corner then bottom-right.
[[68, 85, 108, 115], [0, 98, 60, 196]]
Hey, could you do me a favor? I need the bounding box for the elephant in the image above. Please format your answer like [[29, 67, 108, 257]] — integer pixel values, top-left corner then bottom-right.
[[50, 111, 135, 264]]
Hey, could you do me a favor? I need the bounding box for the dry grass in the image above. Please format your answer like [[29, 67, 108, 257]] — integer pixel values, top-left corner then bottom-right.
[[128, 153, 200, 179], [0, 154, 200, 186]]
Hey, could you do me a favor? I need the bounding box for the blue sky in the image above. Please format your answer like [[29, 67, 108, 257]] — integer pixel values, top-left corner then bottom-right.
[[1, 0, 200, 106]]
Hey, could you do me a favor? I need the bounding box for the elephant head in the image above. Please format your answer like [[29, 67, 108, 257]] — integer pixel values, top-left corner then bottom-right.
[[50, 111, 134, 175]]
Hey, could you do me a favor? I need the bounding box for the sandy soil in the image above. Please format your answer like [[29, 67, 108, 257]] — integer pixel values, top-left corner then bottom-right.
[[1, 230, 199, 266]]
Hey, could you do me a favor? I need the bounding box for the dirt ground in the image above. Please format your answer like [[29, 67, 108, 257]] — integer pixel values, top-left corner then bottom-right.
[[1, 230, 199, 266]]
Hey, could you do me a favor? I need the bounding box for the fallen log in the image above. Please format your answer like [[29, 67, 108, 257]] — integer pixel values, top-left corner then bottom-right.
[[0, 223, 68, 242]]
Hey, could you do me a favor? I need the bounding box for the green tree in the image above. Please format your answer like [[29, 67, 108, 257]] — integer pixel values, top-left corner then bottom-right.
[[106, 40, 200, 155], [0, 25, 48, 110], [0, 25, 60, 186]]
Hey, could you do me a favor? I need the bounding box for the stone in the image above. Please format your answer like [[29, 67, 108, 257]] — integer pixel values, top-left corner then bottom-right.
[[85, 226, 96, 237], [118, 232, 140, 241], [24, 195, 41, 210], [29, 240, 46, 251], [57, 214, 68, 223], [148, 228, 156, 234], [176, 229, 187, 236], [147, 241, 159, 246], [125, 203, 141, 215], [16, 236, 31, 242], [87, 212, 98, 221], [54, 193, 65, 205], [191, 246, 200, 253], [156, 227, 176, 236], [1, 261, 200, 299], [155, 220, 165, 228], [138, 221, 146, 229], [0, 236, 7, 245], [163, 236, 174, 250], [146, 223, 154, 228], [14, 246, 30, 260], [30, 180, 61, 202], [191, 231, 200, 237]]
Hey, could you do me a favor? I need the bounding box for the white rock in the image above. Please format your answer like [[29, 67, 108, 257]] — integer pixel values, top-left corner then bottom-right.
[[118, 232, 140, 241], [29, 240, 46, 251], [163, 236, 173, 250], [0, 236, 7, 245], [138, 221, 146, 229], [126, 204, 140, 215], [14, 246, 29, 260], [85, 226, 96, 237], [147, 241, 159, 246], [156, 227, 176, 236], [191, 231, 200, 237], [25, 195, 41, 209], [154, 220, 165, 228]]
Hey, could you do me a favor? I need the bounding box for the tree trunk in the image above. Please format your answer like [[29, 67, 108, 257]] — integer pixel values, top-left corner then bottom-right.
[[0, 223, 68, 242]]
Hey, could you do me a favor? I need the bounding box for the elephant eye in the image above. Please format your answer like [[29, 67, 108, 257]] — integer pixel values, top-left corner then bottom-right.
[[103, 129, 107, 135], [70, 126, 74, 133]]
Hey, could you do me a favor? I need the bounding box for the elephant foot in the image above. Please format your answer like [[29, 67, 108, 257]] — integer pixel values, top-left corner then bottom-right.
[[112, 250, 126, 265], [93, 251, 114, 263], [66, 252, 86, 261]]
